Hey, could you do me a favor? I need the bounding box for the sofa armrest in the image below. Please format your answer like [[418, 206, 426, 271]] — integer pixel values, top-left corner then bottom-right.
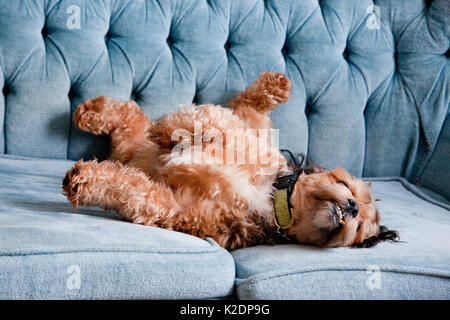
[[0, 68, 4, 154], [417, 115, 450, 201]]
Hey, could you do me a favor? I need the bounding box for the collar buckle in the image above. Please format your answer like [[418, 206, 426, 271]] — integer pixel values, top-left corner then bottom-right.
[[274, 227, 292, 243]]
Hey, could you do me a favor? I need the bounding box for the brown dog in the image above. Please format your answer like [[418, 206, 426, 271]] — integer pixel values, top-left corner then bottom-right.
[[63, 72, 399, 250]]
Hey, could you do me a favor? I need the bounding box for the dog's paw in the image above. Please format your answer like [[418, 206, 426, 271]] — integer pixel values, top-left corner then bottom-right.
[[62, 160, 89, 209], [73, 96, 113, 135], [258, 72, 291, 106]]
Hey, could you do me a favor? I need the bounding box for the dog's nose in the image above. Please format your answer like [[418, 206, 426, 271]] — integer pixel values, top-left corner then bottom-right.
[[346, 199, 359, 217]]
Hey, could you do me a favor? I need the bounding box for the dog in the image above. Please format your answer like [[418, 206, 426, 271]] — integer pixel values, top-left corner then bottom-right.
[[63, 72, 399, 250]]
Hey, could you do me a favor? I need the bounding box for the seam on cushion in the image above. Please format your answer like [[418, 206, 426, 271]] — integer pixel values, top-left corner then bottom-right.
[[72, 51, 108, 91], [235, 265, 450, 289], [43, 35, 72, 161], [195, 2, 228, 93], [346, 2, 376, 45], [0, 237, 225, 257], [414, 55, 448, 106], [133, 47, 166, 94], [309, 61, 342, 106], [396, 177, 450, 210], [317, 3, 337, 44], [110, 0, 134, 26], [346, 55, 369, 100], [364, 176, 450, 210], [365, 63, 395, 109], [171, 44, 195, 86], [264, 1, 284, 32], [44, 0, 62, 20], [364, 28, 396, 101], [0, 246, 226, 257], [197, 54, 226, 93], [7, 45, 41, 86], [227, 49, 248, 87], [172, 0, 198, 31], [395, 9, 427, 48], [0, 154, 75, 162], [0, 171, 67, 180], [286, 5, 319, 42], [229, 0, 259, 36], [107, 39, 134, 87]]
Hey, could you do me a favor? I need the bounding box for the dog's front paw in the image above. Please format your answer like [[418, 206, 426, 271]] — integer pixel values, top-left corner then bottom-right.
[[73, 96, 113, 135], [62, 160, 90, 209]]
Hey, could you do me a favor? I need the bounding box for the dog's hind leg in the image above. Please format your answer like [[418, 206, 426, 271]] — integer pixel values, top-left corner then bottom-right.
[[73, 97, 152, 164], [63, 159, 179, 227], [62, 159, 273, 250], [229, 72, 291, 129]]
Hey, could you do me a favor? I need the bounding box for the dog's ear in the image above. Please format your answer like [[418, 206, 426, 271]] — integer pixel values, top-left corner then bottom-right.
[[297, 164, 327, 175], [354, 225, 400, 248]]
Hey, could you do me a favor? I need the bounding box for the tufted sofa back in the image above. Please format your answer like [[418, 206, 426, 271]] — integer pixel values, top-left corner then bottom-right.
[[0, 0, 448, 182]]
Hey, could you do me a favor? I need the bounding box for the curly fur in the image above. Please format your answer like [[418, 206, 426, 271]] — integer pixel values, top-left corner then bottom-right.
[[63, 72, 398, 250]]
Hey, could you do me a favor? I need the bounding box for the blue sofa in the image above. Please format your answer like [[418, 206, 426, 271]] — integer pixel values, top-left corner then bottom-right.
[[0, 0, 448, 299]]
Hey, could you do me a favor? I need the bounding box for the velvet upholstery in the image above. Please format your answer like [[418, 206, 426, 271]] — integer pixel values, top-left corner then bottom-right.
[[0, 0, 448, 299]]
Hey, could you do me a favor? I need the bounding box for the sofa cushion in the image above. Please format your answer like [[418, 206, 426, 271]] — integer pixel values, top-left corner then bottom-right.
[[0, 155, 235, 299], [232, 178, 450, 299]]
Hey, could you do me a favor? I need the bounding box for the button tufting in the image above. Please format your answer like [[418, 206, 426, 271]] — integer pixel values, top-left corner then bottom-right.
[[131, 91, 138, 102], [305, 105, 312, 116], [166, 35, 174, 48], [68, 88, 75, 102], [282, 42, 288, 57], [342, 47, 349, 60], [2, 84, 9, 98], [41, 25, 48, 39], [224, 40, 231, 52], [192, 94, 199, 105], [104, 31, 112, 43]]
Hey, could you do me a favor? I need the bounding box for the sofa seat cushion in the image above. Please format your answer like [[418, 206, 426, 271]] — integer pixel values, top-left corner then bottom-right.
[[0, 155, 235, 299], [232, 178, 450, 299]]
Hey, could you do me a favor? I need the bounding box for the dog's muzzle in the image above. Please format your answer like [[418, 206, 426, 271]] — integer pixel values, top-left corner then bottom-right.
[[332, 199, 359, 225]]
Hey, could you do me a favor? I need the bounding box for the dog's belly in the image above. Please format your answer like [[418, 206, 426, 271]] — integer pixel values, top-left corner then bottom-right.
[[130, 104, 283, 220], [218, 165, 275, 216], [158, 156, 276, 216]]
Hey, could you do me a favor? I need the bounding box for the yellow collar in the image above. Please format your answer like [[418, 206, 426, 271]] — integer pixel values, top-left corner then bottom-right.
[[273, 189, 294, 229]]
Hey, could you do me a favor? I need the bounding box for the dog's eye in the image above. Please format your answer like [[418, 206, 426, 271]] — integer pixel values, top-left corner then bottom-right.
[[337, 180, 349, 189], [357, 223, 362, 232]]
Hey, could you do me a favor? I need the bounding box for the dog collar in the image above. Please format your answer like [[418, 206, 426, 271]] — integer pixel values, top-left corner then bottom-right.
[[273, 189, 294, 229], [272, 172, 300, 230]]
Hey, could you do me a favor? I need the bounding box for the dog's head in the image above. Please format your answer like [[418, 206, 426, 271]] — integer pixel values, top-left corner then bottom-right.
[[287, 166, 399, 248]]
